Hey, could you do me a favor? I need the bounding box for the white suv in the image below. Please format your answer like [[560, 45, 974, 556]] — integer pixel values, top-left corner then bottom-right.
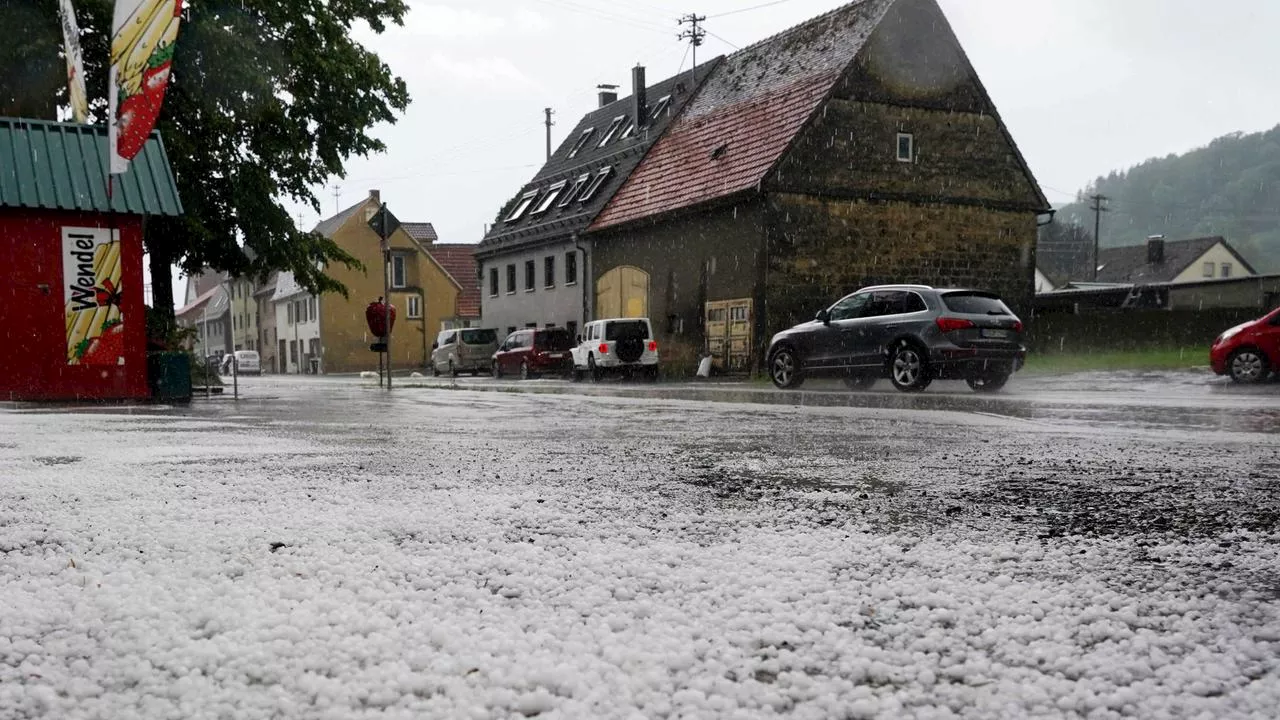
[[572, 318, 659, 381]]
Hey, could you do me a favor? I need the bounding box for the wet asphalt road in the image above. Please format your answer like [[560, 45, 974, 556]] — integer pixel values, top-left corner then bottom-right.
[[180, 369, 1279, 542]]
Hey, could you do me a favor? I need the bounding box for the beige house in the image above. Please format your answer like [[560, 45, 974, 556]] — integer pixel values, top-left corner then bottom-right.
[[316, 190, 462, 373], [227, 274, 258, 352], [1095, 236, 1255, 285]]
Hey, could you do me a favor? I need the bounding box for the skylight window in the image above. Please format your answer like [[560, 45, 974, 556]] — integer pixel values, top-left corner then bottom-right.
[[559, 173, 591, 208], [597, 116, 627, 147], [579, 167, 614, 203], [647, 95, 672, 123], [619, 118, 636, 141], [568, 128, 595, 159], [532, 181, 567, 215], [505, 190, 539, 222]]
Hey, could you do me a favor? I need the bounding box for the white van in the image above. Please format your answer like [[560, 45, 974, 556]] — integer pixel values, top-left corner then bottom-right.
[[221, 350, 261, 375]]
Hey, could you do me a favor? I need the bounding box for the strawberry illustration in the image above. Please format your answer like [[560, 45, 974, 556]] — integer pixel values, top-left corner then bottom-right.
[[115, 42, 175, 160], [80, 321, 125, 365]]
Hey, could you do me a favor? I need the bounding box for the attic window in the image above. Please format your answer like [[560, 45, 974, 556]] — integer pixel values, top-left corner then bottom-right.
[[568, 128, 595, 159], [619, 118, 636, 141], [710, 143, 729, 160], [505, 190, 539, 222], [532, 181, 567, 215], [647, 95, 672, 123], [579, 167, 614, 203], [897, 133, 914, 163], [559, 173, 591, 208], [598, 116, 627, 147]]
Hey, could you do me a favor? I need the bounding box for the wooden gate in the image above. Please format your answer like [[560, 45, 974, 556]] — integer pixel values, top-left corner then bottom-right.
[[704, 298, 753, 371], [596, 266, 649, 319]]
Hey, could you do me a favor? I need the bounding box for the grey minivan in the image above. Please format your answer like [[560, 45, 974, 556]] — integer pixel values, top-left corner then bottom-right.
[[766, 285, 1026, 393], [431, 328, 499, 376]]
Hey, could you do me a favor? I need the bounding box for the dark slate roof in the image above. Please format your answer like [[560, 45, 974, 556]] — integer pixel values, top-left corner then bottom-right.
[[476, 59, 723, 259], [1095, 237, 1256, 284], [593, 0, 894, 230], [314, 197, 369, 238], [429, 244, 482, 318], [0, 116, 183, 216], [403, 222, 439, 243]]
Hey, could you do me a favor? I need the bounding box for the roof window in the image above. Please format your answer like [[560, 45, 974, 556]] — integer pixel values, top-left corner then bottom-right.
[[647, 95, 672, 124], [505, 190, 539, 223], [579, 167, 614, 203], [568, 128, 595, 159], [619, 117, 636, 141], [532, 181, 567, 215], [597, 116, 627, 147], [559, 173, 591, 208]]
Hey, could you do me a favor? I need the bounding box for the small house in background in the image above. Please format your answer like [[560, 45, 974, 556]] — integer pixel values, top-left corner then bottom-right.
[[0, 117, 182, 401], [1093, 236, 1255, 286], [175, 283, 230, 358], [272, 271, 320, 374], [254, 272, 280, 372]]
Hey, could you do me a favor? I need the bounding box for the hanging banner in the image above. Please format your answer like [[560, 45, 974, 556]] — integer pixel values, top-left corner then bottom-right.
[[63, 227, 125, 366], [57, 0, 89, 123], [108, 0, 183, 174]]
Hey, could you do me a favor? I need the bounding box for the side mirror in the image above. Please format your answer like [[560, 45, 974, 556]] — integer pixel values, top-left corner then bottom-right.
[[815, 308, 830, 325]]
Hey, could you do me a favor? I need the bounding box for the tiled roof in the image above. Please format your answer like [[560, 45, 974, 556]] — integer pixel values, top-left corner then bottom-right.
[[403, 222, 438, 243], [1096, 237, 1255, 284], [592, 0, 896, 230], [429, 244, 482, 318], [271, 271, 311, 302], [176, 285, 228, 321], [0, 116, 183, 217], [477, 60, 722, 258]]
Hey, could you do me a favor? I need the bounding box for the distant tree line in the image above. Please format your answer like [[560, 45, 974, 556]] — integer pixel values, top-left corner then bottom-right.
[[1049, 124, 1280, 275]]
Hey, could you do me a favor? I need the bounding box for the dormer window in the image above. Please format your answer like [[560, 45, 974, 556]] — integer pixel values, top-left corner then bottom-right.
[[647, 95, 672, 124], [579, 167, 614, 203], [532, 181, 567, 215], [505, 190, 539, 222], [597, 116, 627, 147], [567, 128, 595, 159], [559, 173, 591, 208]]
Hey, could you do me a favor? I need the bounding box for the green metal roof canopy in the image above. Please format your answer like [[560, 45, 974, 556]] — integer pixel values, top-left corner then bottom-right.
[[0, 117, 183, 217]]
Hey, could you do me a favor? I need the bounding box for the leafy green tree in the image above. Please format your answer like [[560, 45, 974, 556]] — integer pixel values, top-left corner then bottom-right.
[[0, 0, 411, 318]]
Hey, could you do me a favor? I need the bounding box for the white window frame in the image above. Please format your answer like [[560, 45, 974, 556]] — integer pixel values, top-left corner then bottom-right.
[[1221, 263, 1231, 278], [597, 115, 627, 147], [505, 190, 539, 223], [391, 255, 407, 289], [1203, 262, 1215, 278], [897, 133, 914, 163], [532, 181, 566, 215], [559, 173, 591, 208], [647, 95, 672, 124], [406, 295, 422, 319], [567, 128, 595, 159], [579, 167, 613, 203]]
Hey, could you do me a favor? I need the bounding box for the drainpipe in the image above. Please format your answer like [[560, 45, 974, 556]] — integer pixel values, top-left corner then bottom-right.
[[573, 234, 590, 327]]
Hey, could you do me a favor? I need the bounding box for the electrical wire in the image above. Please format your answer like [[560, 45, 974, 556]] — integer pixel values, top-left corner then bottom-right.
[[709, 0, 795, 18], [705, 29, 741, 50], [528, 0, 671, 34]]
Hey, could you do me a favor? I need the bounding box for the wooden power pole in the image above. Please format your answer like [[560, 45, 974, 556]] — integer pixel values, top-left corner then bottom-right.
[[1089, 194, 1110, 281]]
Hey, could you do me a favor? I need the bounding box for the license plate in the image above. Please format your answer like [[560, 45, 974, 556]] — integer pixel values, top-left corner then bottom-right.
[[981, 329, 1011, 339], [547, 353, 565, 359]]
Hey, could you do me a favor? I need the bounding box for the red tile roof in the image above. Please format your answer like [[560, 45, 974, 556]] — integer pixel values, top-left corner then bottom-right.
[[429, 244, 482, 318], [591, 0, 894, 231]]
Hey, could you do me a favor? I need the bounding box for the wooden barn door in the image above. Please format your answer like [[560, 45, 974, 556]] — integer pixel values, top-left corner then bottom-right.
[[595, 266, 649, 319]]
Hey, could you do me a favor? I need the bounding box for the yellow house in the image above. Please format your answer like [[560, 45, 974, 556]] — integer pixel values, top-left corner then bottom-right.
[[316, 190, 461, 374]]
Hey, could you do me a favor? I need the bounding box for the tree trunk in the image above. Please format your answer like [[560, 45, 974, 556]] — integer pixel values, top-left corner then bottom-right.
[[149, 248, 175, 322]]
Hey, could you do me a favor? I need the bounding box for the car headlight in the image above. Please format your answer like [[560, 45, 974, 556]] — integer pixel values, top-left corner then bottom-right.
[[1216, 323, 1249, 344]]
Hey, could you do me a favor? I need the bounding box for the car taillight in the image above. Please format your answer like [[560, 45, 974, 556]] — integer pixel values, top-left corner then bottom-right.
[[648, 341, 658, 352], [1013, 321, 1024, 334], [935, 317, 975, 333], [598, 343, 609, 354]]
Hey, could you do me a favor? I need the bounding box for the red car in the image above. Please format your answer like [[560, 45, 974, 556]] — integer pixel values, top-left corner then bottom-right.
[[1210, 306, 1280, 383], [493, 327, 575, 379]]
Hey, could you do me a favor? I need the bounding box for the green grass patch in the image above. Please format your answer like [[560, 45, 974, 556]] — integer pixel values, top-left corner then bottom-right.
[[1022, 347, 1207, 375]]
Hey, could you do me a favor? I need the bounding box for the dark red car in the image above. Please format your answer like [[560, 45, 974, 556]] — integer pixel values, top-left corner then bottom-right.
[[493, 327, 575, 379], [1210, 306, 1280, 383]]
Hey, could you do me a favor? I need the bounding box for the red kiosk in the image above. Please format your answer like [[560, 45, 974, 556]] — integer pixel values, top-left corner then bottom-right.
[[0, 117, 183, 402]]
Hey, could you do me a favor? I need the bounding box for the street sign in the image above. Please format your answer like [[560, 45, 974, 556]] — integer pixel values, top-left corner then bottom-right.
[[370, 342, 387, 353], [367, 203, 401, 241]]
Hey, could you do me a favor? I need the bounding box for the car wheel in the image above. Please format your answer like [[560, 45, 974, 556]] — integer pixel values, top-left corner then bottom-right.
[[889, 342, 932, 393], [842, 375, 877, 392], [1228, 348, 1270, 383], [769, 346, 804, 389], [520, 361, 531, 380], [432, 363, 440, 377], [966, 372, 1011, 393], [588, 355, 602, 382]]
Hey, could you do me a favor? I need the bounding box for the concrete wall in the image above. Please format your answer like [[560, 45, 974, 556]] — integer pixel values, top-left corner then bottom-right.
[[1173, 243, 1255, 283], [479, 239, 589, 338]]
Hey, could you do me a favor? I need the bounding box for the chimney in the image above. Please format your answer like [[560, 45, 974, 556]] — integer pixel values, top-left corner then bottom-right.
[[632, 65, 647, 128], [369, 189, 381, 204], [597, 84, 619, 108], [1147, 235, 1165, 264]]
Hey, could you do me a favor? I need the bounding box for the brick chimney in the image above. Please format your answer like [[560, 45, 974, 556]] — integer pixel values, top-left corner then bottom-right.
[[632, 65, 647, 128], [1147, 235, 1165, 264], [369, 189, 381, 204], [597, 84, 619, 108]]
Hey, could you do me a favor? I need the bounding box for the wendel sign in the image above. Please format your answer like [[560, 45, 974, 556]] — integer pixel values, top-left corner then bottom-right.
[[365, 203, 400, 389]]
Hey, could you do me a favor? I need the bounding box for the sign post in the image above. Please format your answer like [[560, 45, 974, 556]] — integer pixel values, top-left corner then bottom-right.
[[367, 203, 401, 389]]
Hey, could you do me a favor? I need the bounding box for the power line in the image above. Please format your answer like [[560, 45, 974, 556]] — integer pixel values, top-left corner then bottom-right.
[[705, 29, 740, 50], [709, 0, 794, 18], [530, 0, 671, 33]]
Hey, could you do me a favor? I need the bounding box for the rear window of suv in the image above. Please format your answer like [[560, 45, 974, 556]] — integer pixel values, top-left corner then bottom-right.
[[535, 329, 574, 351], [460, 329, 497, 344], [605, 321, 649, 341], [941, 292, 1010, 315]]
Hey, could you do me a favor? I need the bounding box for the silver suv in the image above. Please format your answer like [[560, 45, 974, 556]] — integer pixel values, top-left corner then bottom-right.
[[766, 285, 1026, 393], [431, 328, 499, 376]]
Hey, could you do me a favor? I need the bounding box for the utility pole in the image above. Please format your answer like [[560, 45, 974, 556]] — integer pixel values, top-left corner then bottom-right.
[[331, 185, 341, 215], [544, 108, 555, 161], [678, 14, 707, 71], [1089, 193, 1110, 281]]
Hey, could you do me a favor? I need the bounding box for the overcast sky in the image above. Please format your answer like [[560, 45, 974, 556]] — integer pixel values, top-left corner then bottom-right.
[[186, 0, 1280, 296]]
